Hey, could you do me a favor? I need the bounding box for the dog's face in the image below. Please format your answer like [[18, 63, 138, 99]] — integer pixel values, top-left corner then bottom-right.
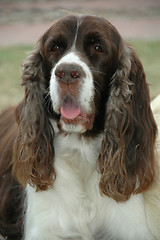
[[41, 15, 122, 133]]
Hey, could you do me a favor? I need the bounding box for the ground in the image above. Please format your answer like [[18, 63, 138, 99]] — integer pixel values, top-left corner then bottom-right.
[[0, 0, 160, 46]]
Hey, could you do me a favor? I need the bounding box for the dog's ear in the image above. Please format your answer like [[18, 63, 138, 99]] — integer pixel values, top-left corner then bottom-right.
[[13, 40, 56, 191], [99, 44, 157, 201]]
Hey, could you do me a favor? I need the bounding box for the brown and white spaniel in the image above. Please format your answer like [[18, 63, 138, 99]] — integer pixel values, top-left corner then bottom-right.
[[0, 14, 160, 240]]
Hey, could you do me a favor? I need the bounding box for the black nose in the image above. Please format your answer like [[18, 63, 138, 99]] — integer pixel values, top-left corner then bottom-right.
[[55, 63, 85, 84]]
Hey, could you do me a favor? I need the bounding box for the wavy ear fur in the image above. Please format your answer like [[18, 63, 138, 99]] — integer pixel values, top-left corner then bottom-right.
[[99, 44, 157, 201], [13, 43, 55, 191]]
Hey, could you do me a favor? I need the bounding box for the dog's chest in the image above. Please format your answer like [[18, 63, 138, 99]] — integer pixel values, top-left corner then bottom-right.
[[54, 159, 101, 240], [53, 134, 103, 237], [52, 133, 153, 240], [26, 133, 153, 240]]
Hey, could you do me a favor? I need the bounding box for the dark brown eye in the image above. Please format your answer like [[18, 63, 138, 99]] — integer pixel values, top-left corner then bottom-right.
[[50, 44, 59, 52], [94, 44, 103, 53]]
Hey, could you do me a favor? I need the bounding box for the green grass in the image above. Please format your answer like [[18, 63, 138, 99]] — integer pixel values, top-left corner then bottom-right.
[[0, 40, 160, 111], [0, 46, 32, 111], [128, 39, 160, 99]]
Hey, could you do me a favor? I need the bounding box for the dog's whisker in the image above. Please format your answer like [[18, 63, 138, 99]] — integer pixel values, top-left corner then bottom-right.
[[94, 80, 103, 91], [91, 68, 106, 76]]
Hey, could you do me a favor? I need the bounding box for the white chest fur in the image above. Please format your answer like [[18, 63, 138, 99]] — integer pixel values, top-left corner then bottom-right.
[[24, 132, 153, 240]]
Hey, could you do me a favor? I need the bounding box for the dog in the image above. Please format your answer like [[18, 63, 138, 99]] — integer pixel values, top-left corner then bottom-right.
[[0, 14, 160, 240]]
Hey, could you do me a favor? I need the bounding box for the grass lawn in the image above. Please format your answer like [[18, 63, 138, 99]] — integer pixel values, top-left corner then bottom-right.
[[0, 45, 31, 111], [128, 39, 160, 99], [0, 40, 160, 111]]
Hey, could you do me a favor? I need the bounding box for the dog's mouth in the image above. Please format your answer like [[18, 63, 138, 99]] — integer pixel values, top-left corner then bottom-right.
[[60, 96, 94, 130]]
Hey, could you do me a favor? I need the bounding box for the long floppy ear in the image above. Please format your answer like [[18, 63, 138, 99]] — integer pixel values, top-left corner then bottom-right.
[[12, 42, 55, 191], [99, 43, 157, 201]]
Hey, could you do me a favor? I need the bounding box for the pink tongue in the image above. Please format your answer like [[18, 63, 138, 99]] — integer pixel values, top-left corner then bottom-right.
[[60, 97, 81, 120]]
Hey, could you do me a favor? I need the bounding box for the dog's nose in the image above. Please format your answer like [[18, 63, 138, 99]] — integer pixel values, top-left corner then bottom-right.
[[55, 63, 84, 84]]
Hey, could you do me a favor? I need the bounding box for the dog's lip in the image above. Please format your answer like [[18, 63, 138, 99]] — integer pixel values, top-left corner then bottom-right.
[[60, 113, 95, 130]]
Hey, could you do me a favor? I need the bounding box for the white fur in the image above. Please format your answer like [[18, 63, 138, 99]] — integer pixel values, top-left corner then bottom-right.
[[50, 52, 94, 115], [24, 121, 158, 240], [50, 51, 94, 133], [151, 95, 160, 114]]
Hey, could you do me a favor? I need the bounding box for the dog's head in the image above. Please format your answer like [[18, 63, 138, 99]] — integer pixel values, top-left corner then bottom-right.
[[44, 15, 122, 133], [13, 15, 157, 201]]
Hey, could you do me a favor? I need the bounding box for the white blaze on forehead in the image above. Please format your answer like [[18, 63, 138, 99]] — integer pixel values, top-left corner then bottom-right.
[[50, 52, 94, 113]]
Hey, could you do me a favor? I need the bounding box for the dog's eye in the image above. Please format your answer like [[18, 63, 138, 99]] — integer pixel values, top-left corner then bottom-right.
[[89, 43, 103, 56], [94, 44, 103, 53], [50, 44, 60, 52]]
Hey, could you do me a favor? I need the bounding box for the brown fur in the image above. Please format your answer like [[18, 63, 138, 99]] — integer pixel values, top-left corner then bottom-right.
[[99, 47, 157, 201], [0, 108, 23, 239]]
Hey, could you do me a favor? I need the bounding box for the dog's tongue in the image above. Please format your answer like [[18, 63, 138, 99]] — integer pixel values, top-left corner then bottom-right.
[[60, 97, 81, 120]]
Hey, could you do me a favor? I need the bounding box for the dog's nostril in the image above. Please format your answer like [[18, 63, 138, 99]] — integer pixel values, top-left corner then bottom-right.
[[71, 71, 79, 78], [55, 70, 65, 78]]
